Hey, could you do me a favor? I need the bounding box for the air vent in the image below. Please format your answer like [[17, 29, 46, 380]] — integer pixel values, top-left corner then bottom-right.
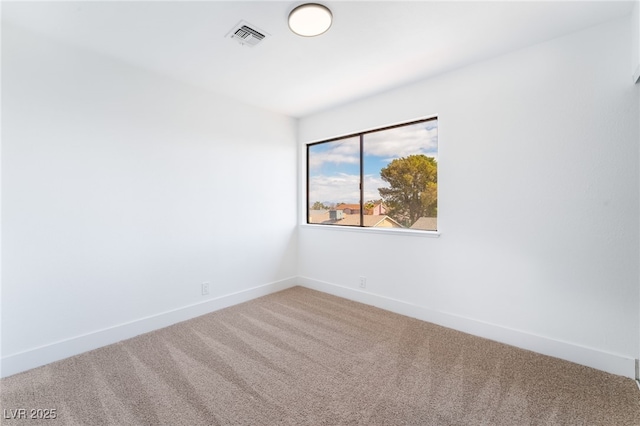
[[227, 21, 268, 47]]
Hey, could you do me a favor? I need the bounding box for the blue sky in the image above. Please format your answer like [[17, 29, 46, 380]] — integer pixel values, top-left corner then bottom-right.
[[308, 119, 438, 205]]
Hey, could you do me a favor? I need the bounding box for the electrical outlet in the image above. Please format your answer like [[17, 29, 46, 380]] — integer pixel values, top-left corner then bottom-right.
[[359, 276, 366, 288], [202, 282, 210, 295]]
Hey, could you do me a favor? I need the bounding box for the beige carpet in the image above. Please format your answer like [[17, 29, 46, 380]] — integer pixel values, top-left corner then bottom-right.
[[1, 286, 639, 425]]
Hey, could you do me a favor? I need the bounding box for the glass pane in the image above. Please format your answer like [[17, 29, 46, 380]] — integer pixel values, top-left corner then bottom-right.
[[363, 119, 438, 230], [308, 137, 361, 226]]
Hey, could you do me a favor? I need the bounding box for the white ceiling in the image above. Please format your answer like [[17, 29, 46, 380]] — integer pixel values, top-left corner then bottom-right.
[[2, 1, 634, 117]]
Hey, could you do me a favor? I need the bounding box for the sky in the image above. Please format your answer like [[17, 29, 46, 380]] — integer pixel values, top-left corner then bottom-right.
[[308, 119, 438, 206]]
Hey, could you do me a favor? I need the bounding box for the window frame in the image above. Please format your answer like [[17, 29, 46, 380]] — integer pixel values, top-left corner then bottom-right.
[[305, 117, 439, 236]]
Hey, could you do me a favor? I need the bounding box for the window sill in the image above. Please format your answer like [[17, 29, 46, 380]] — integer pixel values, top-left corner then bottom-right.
[[299, 223, 440, 238]]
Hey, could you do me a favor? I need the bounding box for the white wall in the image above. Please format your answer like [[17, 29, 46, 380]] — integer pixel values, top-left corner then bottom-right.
[[298, 17, 640, 378], [1, 24, 298, 377], [636, 2, 640, 380], [633, 1, 640, 83], [634, 1, 640, 381]]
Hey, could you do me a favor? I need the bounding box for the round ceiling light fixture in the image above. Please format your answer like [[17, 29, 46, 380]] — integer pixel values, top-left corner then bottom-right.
[[288, 3, 333, 37]]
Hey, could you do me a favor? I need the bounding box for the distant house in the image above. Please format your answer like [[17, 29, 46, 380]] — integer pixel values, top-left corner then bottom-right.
[[366, 202, 387, 216], [308, 210, 330, 224], [332, 202, 388, 215], [334, 203, 361, 215], [349, 215, 402, 228], [309, 213, 403, 228], [410, 217, 437, 231], [308, 209, 328, 217]]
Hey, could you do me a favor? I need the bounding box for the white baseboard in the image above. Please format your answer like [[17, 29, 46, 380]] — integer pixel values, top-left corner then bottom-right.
[[1, 277, 298, 378], [3, 276, 636, 380], [298, 277, 637, 379]]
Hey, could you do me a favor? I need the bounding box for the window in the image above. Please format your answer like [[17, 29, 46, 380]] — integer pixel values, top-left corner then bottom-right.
[[307, 117, 438, 231]]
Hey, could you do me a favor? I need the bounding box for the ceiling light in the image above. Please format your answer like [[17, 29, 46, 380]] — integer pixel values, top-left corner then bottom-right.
[[288, 3, 332, 37]]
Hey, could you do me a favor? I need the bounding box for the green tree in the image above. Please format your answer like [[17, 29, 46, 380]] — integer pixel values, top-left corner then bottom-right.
[[364, 200, 375, 214], [311, 201, 328, 210], [378, 155, 437, 226]]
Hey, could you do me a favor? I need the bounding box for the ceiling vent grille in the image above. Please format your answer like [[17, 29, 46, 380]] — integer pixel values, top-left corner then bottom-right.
[[227, 21, 268, 47]]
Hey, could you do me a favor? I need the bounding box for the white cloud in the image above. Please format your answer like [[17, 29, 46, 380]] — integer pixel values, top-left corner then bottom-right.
[[309, 173, 360, 204], [363, 174, 389, 201], [308, 138, 359, 170], [309, 173, 390, 204], [364, 122, 438, 160], [308, 151, 358, 170]]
